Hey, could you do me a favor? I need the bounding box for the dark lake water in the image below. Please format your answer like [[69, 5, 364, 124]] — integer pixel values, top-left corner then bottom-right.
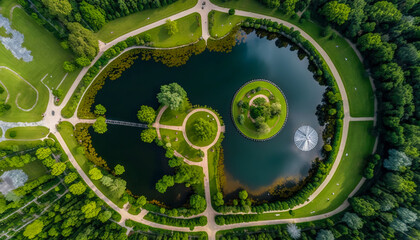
[[90, 31, 325, 205]]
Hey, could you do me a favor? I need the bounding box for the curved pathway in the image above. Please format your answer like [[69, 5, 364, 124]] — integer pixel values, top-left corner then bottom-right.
[[0, 2, 378, 239], [0, 66, 39, 112]]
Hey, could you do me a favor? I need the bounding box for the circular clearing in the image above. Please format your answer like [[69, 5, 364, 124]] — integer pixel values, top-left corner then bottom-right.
[[232, 79, 288, 141], [185, 110, 219, 147]]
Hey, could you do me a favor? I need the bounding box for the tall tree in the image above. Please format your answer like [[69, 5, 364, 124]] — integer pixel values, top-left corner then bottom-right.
[[321, 1, 351, 25], [166, 19, 179, 36], [383, 149, 412, 171], [23, 219, 44, 239], [369, 1, 402, 23], [41, 0, 72, 16], [93, 116, 108, 134], [157, 83, 187, 110]]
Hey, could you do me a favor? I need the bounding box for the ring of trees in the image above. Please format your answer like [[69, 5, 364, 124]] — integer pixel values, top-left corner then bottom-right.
[[231, 79, 288, 141]]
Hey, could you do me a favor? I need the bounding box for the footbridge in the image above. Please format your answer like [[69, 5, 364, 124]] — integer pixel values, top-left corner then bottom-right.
[[105, 119, 148, 128]]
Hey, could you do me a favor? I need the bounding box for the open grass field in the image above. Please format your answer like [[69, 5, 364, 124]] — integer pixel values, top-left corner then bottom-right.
[[144, 13, 202, 48], [159, 128, 202, 162], [232, 81, 287, 140], [255, 121, 375, 219], [210, 0, 374, 117], [58, 121, 126, 207], [0, 68, 37, 110], [209, 11, 246, 38], [159, 105, 189, 126], [5, 126, 49, 139], [95, 0, 198, 42], [0, 0, 80, 122], [185, 111, 218, 147]]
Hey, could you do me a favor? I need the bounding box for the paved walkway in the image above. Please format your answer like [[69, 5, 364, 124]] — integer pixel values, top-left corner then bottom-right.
[[0, 2, 379, 239]]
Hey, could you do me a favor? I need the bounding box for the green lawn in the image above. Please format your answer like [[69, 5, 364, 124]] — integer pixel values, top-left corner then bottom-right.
[[58, 121, 126, 207], [22, 160, 48, 181], [95, 0, 198, 42], [5, 126, 49, 139], [159, 105, 190, 126], [210, 0, 374, 117], [256, 121, 375, 220], [185, 111, 218, 147], [159, 128, 202, 162], [232, 81, 287, 140], [144, 13, 202, 48], [209, 11, 246, 38], [0, 0, 80, 122]]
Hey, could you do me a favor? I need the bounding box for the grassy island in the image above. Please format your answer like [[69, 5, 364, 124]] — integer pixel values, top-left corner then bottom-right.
[[232, 80, 287, 141]]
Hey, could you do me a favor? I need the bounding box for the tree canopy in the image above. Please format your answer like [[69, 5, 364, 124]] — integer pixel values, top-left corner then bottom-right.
[[157, 83, 187, 110]]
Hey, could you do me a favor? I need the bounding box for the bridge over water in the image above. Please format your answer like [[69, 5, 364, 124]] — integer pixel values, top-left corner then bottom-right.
[[105, 119, 148, 128]]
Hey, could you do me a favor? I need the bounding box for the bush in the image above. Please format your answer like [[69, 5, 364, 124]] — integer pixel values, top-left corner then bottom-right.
[[9, 131, 17, 138], [63, 61, 76, 72], [229, 8, 235, 15]]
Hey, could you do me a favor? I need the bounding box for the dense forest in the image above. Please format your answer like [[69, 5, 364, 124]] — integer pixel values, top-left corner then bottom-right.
[[219, 0, 419, 239]]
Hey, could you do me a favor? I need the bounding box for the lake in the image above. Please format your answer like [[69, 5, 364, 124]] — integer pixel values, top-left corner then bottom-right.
[[90, 30, 325, 206]]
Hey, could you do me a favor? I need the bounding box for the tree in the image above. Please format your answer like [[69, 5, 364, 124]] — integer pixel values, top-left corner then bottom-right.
[[81, 201, 101, 218], [287, 223, 301, 239], [114, 164, 125, 175], [370, 1, 402, 23], [98, 210, 112, 223], [396, 208, 417, 224], [384, 173, 416, 193], [100, 176, 113, 187], [350, 197, 379, 216], [342, 212, 363, 229], [75, 57, 91, 67], [94, 104, 107, 115], [390, 219, 408, 232], [357, 33, 382, 51], [93, 116, 107, 134], [213, 192, 224, 206], [52, 89, 64, 99], [64, 172, 78, 184], [41, 0, 72, 16], [282, 0, 298, 14], [383, 149, 412, 171], [63, 61, 76, 72], [257, 122, 270, 134], [237, 114, 245, 125], [165, 19, 178, 36], [193, 118, 216, 140], [190, 194, 206, 211], [67, 22, 98, 59], [324, 144, 332, 151], [79, 1, 106, 31], [270, 102, 281, 115], [316, 229, 334, 240], [229, 8, 235, 15], [23, 219, 44, 239], [239, 190, 248, 200], [36, 148, 51, 160], [69, 182, 87, 195], [157, 83, 187, 110], [89, 168, 103, 180], [137, 105, 156, 124], [109, 178, 126, 198], [321, 1, 351, 25], [136, 196, 147, 208], [396, 44, 419, 66], [141, 128, 157, 143], [156, 175, 175, 193], [51, 162, 66, 176]]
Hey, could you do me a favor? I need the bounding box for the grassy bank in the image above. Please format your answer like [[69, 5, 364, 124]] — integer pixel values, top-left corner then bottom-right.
[[5, 126, 49, 139], [95, 0, 198, 42]]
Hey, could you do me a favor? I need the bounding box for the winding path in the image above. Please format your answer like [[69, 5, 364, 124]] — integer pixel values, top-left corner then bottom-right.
[[0, 1, 378, 239]]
